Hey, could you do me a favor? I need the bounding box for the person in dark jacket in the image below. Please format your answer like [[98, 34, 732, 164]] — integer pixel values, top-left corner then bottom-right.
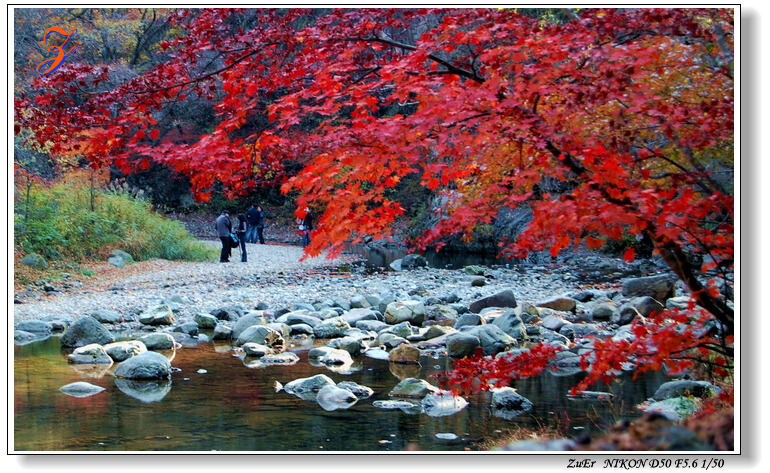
[[215, 210, 232, 263], [236, 214, 248, 262], [245, 204, 266, 244]]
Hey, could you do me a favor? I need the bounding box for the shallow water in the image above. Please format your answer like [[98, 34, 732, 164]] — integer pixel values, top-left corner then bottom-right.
[[14, 336, 666, 452]]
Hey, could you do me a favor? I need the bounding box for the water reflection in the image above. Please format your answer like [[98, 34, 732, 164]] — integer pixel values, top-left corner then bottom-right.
[[14, 337, 666, 452]]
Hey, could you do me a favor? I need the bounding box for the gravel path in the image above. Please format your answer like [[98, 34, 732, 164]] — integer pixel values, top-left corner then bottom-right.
[[13, 240, 624, 325]]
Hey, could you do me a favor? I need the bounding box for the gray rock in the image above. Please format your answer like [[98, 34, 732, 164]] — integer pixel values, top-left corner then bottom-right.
[[230, 313, 266, 339], [284, 374, 336, 396], [326, 336, 364, 356], [337, 381, 374, 399], [60, 316, 115, 348], [454, 313, 485, 330], [422, 391, 469, 417], [536, 297, 578, 313], [589, 300, 619, 321], [20, 253, 48, 269], [236, 325, 284, 350], [625, 296, 666, 317], [389, 259, 403, 272], [290, 323, 314, 335], [210, 305, 244, 322], [108, 250, 134, 268], [104, 340, 147, 361], [249, 352, 300, 366], [174, 321, 199, 336], [59, 381, 106, 398], [384, 301, 426, 325], [424, 305, 459, 327], [114, 352, 172, 379], [469, 289, 517, 313], [389, 378, 439, 398], [652, 380, 718, 401], [464, 265, 486, 276], [349, 295, 371, 309], [466, 325, 518, 355], [541, 314, 569, 332], [316, 385, 358, 411], [355, 320, 388, 332], [138, 333, 176, 351], [492, 387, 533, 412], [276, 310, 323, 328], [622, 274, 676, 302], [14, 330, 45, 345], [242, 343, 273, 357], [138, 305, 175, 326], [319, 348, 354, 365], [611, 305, 642, 325], [490, 309, 528, 340], [342, 308, 382, 326], [446, 332, 481, 358], [67, 343, 114, 365], [401, 254, 428, 270], [547, 350, 585, 376], [212, 324, 232, 340], [559, 323, 601, 340], [90, 309, 123, 324], [313, 316, 351, 339], [194, 313, 219, 329], [15, 320, 53, 335]]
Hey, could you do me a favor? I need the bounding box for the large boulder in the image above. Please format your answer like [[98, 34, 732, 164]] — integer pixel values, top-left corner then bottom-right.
[[622, 275, 676, 302], [60, 316, 115, 348], [342, 308, 382, 326], [113, 352, 172, 379], [469, 290, 518, 313], [230, 313, 266, 339]]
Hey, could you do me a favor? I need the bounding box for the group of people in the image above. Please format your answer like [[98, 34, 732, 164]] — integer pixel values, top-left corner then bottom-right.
[[215, 204, 315, 263], [214, 204, 266, 263]]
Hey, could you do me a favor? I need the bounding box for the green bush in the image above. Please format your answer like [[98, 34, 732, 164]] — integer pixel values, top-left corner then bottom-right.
[[15, 181, 216, 262]]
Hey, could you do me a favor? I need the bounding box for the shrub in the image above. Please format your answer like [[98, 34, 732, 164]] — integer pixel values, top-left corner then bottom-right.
[[14, 179, 215, 262]]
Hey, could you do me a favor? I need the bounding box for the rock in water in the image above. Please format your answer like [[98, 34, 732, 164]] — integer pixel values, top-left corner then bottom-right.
[[422, 391, 469, 417], [316, 385, 358, 411], [60, 316, 115, 348], [113, 352, 172, 379], [59, 382, 106, 398]]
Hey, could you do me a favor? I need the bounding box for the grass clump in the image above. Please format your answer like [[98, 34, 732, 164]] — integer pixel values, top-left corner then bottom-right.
[[14, 176, 216, 263]]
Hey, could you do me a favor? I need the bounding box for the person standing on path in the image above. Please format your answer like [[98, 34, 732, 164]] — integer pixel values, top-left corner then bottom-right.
[[297, 208, 313, 248], [215, 210, 232, 263], [236, 214, 248, 262], [253, 205, 266, 244], [245, 204, 260, 244]]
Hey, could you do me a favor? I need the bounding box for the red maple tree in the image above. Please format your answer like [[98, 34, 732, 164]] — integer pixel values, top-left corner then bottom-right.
[[16, 8, 734, 393]]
